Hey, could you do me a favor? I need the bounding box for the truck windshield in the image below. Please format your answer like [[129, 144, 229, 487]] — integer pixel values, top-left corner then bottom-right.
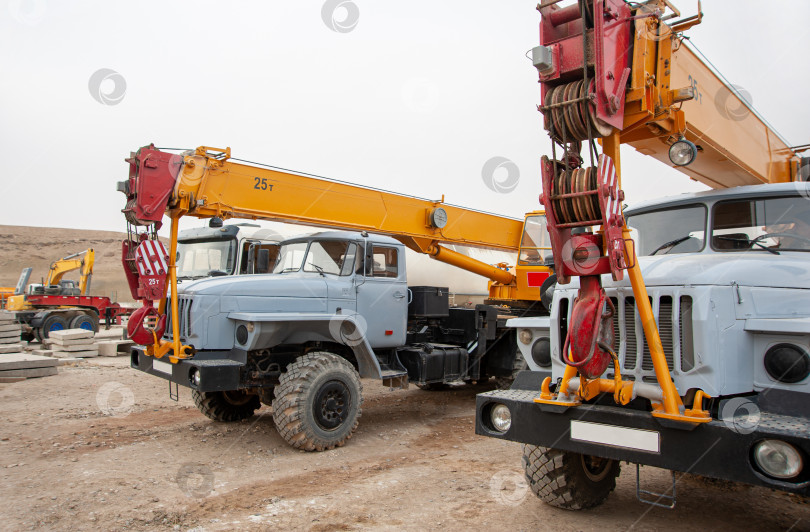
[[711, 196, 810, 252], [273, 240, 357, 275], [273, 242, 309, 273], [176, 238, 237, 278], [518, 215, 553, 265], [626, 205, 706, 256]]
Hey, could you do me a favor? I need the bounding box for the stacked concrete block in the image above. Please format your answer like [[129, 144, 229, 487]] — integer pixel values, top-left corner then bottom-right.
[[97, 339, 135, 357], [0, 311, 24, 354], [0, 353, 59, 381], [48, 329, 99, 358]]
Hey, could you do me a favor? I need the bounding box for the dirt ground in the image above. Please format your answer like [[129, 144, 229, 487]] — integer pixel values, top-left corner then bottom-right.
[[0, 356, 807, 532]]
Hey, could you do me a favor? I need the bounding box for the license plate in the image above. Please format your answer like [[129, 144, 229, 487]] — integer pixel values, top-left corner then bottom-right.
[[152, 359, 173, 376], [570, 420, 660, 453]]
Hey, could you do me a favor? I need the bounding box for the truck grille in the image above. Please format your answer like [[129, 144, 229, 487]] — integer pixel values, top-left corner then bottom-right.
[[562, 292, 693, 375], [164, 296, 193, 340]]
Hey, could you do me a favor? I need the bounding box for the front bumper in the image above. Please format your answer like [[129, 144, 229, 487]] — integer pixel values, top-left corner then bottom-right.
[[130, 348, 243, 392], [476, 372, 810, 496]]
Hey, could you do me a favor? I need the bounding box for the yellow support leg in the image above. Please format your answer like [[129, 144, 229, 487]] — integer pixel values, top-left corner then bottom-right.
[[603, 132, 709, 424]]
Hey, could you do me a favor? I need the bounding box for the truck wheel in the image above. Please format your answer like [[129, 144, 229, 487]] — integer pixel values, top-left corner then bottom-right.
[[41, 315, 68, 339], [192, 390, 261, 422], [272, 352, 363, 452], [522, 445, 620, 510], [69, 313, 98, 332], [495, 351, 529, 390]]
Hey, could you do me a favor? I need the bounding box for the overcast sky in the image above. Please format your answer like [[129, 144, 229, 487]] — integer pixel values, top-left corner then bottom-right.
[[1, 0, 808, 238]]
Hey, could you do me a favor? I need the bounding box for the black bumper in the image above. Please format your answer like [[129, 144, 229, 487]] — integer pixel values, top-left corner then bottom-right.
[[130, 348, 244, 392], [476, 372, 810, 496]]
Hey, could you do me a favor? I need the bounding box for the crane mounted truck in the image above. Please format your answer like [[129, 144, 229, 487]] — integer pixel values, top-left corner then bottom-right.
[[118, 147, 553, 451], [475, 0, 810, 509]]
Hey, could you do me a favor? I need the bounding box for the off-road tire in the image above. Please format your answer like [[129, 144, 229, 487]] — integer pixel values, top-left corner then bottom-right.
[[192, 390, 261, 422], [495, 351, 529, 390], [272, 352, 363, 451], [522, 445, 620, 510], [69, 313, 98, 332], [41, 314, 68, 339]]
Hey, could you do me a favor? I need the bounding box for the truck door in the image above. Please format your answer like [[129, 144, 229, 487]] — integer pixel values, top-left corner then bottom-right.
[[356, 242, 407, 348]]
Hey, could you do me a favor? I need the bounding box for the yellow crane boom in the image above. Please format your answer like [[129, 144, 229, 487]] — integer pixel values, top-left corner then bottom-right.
[[120, 146, 554, 359], [165, 147, 526, 286]]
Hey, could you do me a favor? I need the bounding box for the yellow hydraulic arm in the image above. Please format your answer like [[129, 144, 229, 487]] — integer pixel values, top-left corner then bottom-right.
[[46, 249, 95, 295]]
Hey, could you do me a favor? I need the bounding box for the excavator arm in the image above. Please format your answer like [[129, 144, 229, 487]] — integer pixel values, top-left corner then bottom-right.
[[45, 249, 95, 295]]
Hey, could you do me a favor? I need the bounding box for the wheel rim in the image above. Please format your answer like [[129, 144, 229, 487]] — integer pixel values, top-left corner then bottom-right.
[[580, 454, 613, 483], [222, 390, 253, 406], [78, 321, 93, 331], [49, 323, 65, 332], [313, 380, 350, 431]]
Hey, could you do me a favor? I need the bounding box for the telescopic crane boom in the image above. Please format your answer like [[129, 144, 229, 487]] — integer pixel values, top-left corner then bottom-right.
[[528, 0, 806, 426], [119, 147, 552, 360]]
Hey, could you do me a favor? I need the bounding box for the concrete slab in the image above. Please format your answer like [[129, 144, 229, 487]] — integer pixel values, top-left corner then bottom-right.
[[0, 367, 58, 378], [0, 377, 27, 383], [49, 337, 95, 347], [0, 353, 59, 370], [95, 327, 126, 340], [70, 350, 99, 358], [0, 344, 25, 354], [0, 324, 21, 333], [52, 343, 100, 352], [97, 340, 134, 357], [49, 329, 94, 341]]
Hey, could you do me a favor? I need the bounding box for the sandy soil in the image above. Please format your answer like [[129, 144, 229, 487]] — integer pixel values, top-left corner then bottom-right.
[[0, 357, 807, 532]]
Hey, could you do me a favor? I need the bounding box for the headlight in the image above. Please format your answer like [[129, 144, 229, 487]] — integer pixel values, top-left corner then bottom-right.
[[518, 329, 533, 345], [236, 324, 249, 345], [669, 138, 698, 166], [189, 368, 201, 387], [753, 440, 803, 480], [764, 343, 810, 384], [531, 337, 552, 367], [490, 403, 512, 433]]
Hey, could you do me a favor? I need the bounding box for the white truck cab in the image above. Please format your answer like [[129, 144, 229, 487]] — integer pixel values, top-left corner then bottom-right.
[[176, 223, 282, 283]]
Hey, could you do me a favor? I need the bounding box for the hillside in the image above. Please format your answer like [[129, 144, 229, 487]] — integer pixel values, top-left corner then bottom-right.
[[0, 225, 134, 303]]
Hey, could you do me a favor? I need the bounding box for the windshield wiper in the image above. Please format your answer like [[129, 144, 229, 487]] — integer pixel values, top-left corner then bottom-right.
[[311, 264, 326, 277], [716, 235, 780, 255], [650, 236, 691, 256]]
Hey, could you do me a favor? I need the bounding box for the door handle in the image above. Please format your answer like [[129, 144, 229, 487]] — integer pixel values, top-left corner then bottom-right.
[[393, 291, 406, 299]]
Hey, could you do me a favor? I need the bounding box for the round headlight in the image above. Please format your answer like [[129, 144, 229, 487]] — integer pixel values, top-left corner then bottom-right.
[[490, 403, 512, 433], [189, 368, 201, 387], [236, 324, 249, 345], [753, 440, 803, 480], [531, 337, 552, 367], [518, 329, 533, 345], [668, 138, 698, 166], [764, 343, 810, 384]]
